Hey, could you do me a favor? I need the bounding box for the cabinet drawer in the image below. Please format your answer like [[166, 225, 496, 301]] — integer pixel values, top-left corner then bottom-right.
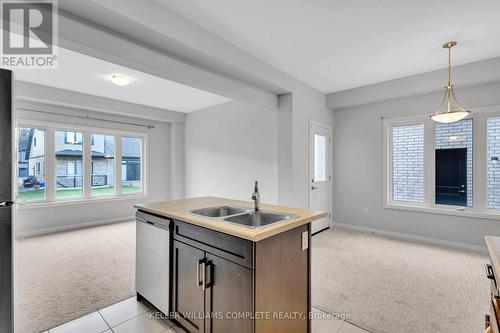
[[173, 220, 254, 269]]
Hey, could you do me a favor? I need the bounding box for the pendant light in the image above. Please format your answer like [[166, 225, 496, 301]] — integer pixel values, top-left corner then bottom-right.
[[430, 41, 471, 124]]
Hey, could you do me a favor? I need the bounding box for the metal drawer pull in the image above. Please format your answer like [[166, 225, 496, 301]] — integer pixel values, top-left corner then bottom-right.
[[197, 259, 205, 287], [486, 264, 495, 280], [201, 260, 206, 290], [202, 261, 212, 290]]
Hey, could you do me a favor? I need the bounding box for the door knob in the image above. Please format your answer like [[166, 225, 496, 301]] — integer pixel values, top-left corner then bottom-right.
[[0, 201, 13, 207]]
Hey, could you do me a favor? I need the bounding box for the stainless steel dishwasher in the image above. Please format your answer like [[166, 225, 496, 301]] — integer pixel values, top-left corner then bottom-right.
[[135, 210, 170, 315]]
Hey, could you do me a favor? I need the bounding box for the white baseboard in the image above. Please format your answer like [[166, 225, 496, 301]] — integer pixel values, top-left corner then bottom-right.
[[15, 216, 134, 238], [334, 222, 487, 254]]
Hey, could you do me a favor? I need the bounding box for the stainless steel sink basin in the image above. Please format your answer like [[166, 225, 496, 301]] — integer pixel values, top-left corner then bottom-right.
[[189, 205, 249, 218], [223, 211, 294, 228], [188, 205, 295, 228]]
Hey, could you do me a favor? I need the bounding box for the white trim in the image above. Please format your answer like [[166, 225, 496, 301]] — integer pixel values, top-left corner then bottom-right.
[[308, 120, 333, 228], [83, 131, 91, 199], [15, 216, 134, 238], [384, 202, 500, 221], [17, 118, 148, 136], [334, 222, 487, 254], [115, 133, 123, 195], [15, 194, 146, 209]]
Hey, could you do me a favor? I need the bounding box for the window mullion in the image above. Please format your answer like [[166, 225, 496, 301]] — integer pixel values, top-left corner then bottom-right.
[[115, 134, 122, 195], [83, 131, 91, 198], [424, 118, 435, 207], [475, 114, 487, 211], [46, 127, 55, 201]]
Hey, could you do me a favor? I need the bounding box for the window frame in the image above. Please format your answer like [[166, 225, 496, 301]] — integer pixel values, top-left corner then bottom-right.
[[16, 120, 148, 207], [90, 132, 117, 198], [383, 106, 500, 220]]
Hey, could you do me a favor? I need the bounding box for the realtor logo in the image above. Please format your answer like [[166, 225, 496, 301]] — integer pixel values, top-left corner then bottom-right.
[[1, 0, 58, 68]]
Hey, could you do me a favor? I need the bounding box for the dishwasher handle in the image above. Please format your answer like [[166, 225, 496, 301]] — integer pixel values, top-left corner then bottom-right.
[[486, 264, 495, 280], [136, 212, 170, 230]]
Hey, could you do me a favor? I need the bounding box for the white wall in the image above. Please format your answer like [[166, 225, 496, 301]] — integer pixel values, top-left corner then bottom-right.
[[185, 100, 279, 204], [331, 80, 500, 247], [14, 83, 185, 237], [291, 90, 334, 208]]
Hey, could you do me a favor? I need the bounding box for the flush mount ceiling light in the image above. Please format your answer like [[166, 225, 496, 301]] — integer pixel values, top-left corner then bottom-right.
[[430, 41, 471, 124], [109, 74, 131, 86]]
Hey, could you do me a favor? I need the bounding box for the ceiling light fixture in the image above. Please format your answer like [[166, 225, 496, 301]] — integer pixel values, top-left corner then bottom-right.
[[430, 41, 471, 124], [109, 74, 131, 86]]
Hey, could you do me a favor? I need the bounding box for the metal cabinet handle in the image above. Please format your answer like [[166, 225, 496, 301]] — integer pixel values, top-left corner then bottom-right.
[[201, 261, 206, 290], [311, 186, 318, 190], [197, 259, 205, 287], [203, 261, 212, 290], [486, 264, 495, 280]]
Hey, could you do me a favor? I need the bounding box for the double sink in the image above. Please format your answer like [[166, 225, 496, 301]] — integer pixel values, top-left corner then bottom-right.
[[188, 205, 295, 229]]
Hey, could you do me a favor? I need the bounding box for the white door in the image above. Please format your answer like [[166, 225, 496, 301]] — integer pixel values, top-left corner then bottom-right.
[[309, 123, 331, 234]]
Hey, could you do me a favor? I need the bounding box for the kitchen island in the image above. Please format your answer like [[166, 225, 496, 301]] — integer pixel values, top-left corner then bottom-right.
[[134, 196, 326, 333]]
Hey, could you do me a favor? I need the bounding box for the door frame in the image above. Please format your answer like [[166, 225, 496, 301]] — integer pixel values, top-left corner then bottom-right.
[[308, 120, 332, 230]]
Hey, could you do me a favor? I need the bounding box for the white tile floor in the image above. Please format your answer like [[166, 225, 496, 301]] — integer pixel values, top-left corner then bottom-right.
[[45, 296, 370, 333]]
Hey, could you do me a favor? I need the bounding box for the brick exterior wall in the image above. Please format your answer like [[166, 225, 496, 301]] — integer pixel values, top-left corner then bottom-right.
[[392, 124, 424, 202], [488, 117, 500, 208], [435, 119, 473, 206]]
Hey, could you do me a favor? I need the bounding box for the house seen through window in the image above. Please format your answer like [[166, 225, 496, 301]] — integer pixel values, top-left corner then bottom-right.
[[91, 134, 115, 197], [121, 136, 142, 194], [55, 130, 83, 199], [17, 128, 46, 202]]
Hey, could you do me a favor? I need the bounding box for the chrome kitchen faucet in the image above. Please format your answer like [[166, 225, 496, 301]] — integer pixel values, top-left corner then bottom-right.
[[252, 181, 261, 211]]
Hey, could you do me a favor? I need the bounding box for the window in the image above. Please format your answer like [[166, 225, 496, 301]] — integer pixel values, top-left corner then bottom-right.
[[65, 131, 83, 144], [121, 136, 142, 194], [383, 112, 500, 218], [16, 124, 146, 204], [313, 134, 327, 182], [488, 117, 500, 208], [16, 128, 45, 202], [392, 124, 424, 203], [55, 130, 83, 199], [91, 134, 115, 197], [434, 119, 473, 207]]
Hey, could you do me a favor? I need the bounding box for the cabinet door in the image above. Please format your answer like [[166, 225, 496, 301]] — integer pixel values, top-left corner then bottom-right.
[[204, 254, 253, 333], [173, 241, 206, 333]]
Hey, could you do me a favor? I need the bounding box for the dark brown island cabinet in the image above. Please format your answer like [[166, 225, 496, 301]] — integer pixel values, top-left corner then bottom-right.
[[171, 219, 311, 333]]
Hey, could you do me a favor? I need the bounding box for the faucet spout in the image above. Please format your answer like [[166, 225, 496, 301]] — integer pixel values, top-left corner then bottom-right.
[[251, 181, 261, 211]]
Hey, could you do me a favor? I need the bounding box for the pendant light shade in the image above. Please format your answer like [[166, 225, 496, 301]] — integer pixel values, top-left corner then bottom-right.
[[430, 41, 471, 124]]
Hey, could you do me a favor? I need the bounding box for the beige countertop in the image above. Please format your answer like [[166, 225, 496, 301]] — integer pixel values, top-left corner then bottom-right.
[[486, 236, 500, 281], [134, 196, 327, 241]]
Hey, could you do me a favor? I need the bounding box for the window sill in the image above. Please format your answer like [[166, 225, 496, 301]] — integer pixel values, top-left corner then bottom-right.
[[15, 193, 147, 210], [384, 202, 500, 221]]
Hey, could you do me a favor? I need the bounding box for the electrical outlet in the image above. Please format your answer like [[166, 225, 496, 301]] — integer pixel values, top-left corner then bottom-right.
[[302, 231, 309, 251], [362, 208, 368, 215]]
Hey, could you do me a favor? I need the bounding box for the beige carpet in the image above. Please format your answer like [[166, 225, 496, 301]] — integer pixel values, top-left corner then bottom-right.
[[311, 227, 490, 333], [15, 221, 136, 333]]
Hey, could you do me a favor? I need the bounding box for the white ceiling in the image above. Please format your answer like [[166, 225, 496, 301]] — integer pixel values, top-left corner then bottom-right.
[[14, 47, 231, 113], [157, 0, 500, 93]]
